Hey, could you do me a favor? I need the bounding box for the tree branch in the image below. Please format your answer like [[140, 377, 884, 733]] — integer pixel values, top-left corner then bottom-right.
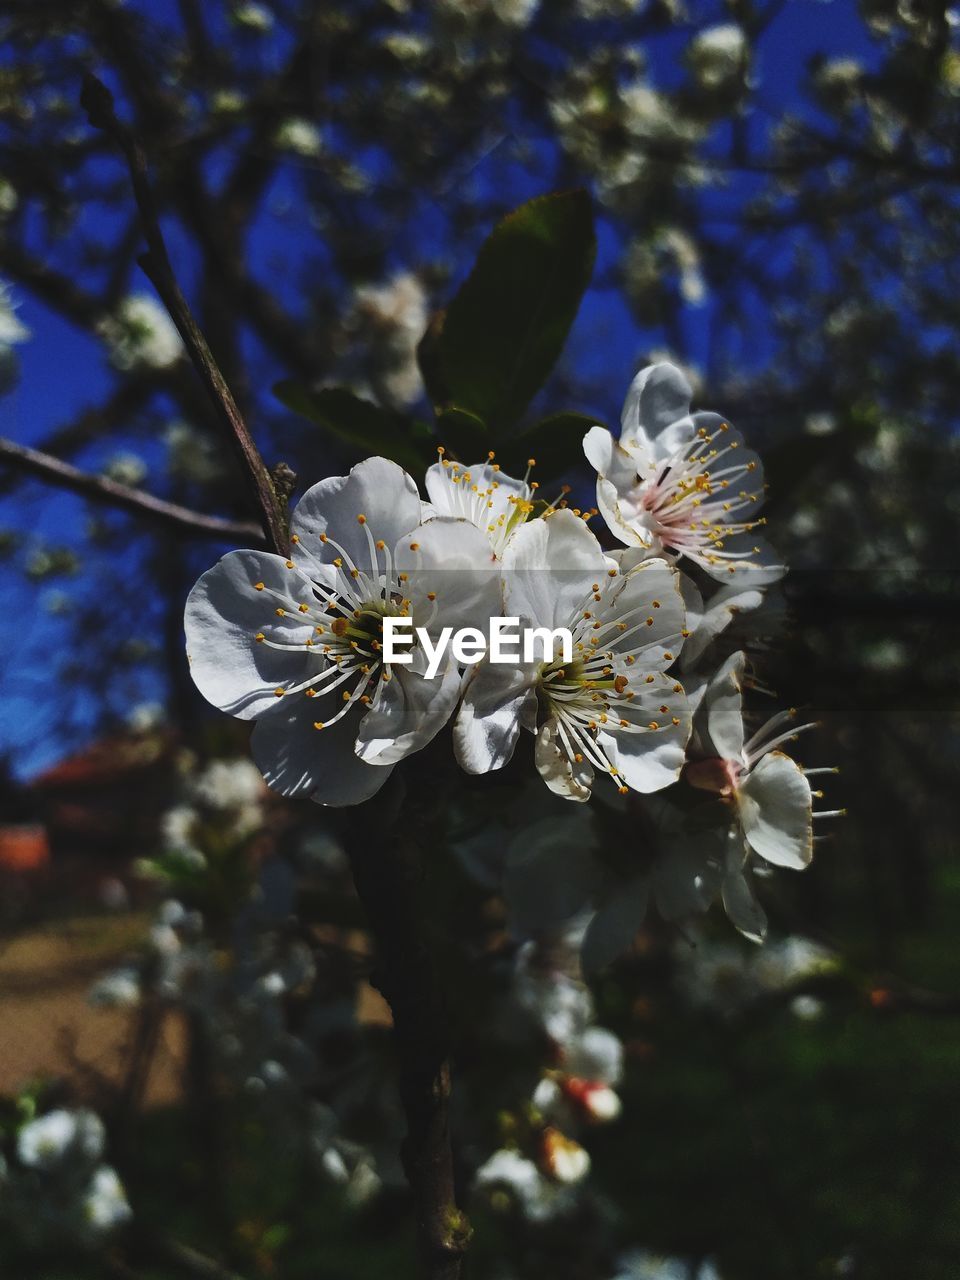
[[78, 73, 468, 1280], [0, 436, 265, 544], [80, 73, 288, 557]]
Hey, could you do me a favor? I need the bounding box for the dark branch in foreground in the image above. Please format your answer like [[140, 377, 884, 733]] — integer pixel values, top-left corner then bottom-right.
[[80, 72, 288, 557], [0, 436, 265, 545], [78, 73, 468, 1280]]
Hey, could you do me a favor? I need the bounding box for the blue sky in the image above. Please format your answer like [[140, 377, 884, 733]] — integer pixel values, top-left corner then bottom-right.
[[0, 0, 880, 779]]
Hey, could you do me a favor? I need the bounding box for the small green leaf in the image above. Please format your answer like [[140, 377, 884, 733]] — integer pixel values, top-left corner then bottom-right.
[[419, 190, 596, 432], [273, 381, 430, 471], [496, 410, 605, 480]]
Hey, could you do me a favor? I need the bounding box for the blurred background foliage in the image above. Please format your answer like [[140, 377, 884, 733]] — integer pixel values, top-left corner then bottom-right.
[[1, 0, 959, 1277]]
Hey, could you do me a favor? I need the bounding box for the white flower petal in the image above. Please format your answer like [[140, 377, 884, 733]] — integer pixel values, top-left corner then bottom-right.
[[738, 750, 813, 869], [454, 659, 538, 774], [396, 516, 502, 634], [502, 509, 608, 632], [721, 836, 768, 942], [679, 576, 765, 669], [251, 700, 393, 807], [355, 664, 462, 765], [600, 673, 690, 793], [290, 456, 421, 569], [535, 718, 593, 802], [620, 362, 694, 460], [184, 549, 317, 720], [698, 650, 746, 761]]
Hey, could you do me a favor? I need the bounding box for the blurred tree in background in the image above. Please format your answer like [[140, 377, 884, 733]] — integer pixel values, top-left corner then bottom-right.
[[1, 2, 960, 1278]]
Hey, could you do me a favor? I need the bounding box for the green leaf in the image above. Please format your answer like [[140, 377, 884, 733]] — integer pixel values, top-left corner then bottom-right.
[[273, 381, 430, 472], [495, 410, 605, 480], [419, 189, 596, 433]]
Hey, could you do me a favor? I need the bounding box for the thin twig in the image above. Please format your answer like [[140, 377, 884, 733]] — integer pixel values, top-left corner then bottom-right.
[[80, 73, 288, 556], [0, 436, 265, 545]]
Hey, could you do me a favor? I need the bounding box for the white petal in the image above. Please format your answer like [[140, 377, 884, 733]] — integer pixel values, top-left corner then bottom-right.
[[620, 362, 693, 459], [290, 456, 421, 569], [692, 531, 785, 585], [680, 577, 765, 670], [251, 699, 393, 807], [184, 549, 318, 720], [502, 509, 607, 632], [396, 517, 502, 634], [721, 836, 768, 942], [601, 675, 690, 793], [583, 426, 639, 494], [698, 650, 746, 761], [738, 749, 813, 869], [355, 664, 462, 765], [535, 718, 593, 801], [453, 659, 538, 774]]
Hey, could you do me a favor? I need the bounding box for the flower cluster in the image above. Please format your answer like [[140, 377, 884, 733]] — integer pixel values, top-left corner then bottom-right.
[[1, 1105, 131, 1248], [186, 362, 837, 951], [474, 926, 623, 1221]]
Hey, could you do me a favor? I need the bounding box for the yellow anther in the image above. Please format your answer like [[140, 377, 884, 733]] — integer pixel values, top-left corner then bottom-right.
[[427, 591, 437, 601], [285, 559, 295, 569], [276, 607, 285, 617], [313, 721, 325, 730], [409, 542, 420, 551], [254, 581, 265, 591], [290, 534, 300, 544], [648, 720, 659, 730], [255, 632, 265, 643], [357, 513, 367, 524], [274, 687, 285, 697]]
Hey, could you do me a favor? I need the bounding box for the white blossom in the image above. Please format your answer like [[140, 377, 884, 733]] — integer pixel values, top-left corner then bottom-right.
[[474, 1148, 579, 1220], [82, 1165, 132, 1232], [185, 457, 499, 806], [584, 363, 783, 581], [687, 24, 748, 91], [89, 966, 141, 1009], [455, 509, 690, 801], [423, 454, 533, 556], [275, 118, 324, 157], [97, 294, 183, 370], [17, 1109, 105, 1170], [350, 271, 428, 407]]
